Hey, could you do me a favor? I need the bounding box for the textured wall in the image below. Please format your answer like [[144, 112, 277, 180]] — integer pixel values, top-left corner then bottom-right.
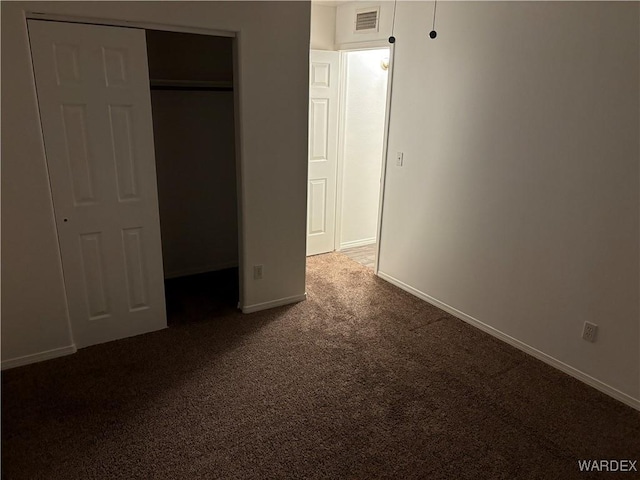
[[379, 1, 639, 401], [339, 49, 389, 248]]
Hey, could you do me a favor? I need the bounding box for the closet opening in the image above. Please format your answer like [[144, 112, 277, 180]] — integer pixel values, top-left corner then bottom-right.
[[146, 30, 239, 325]]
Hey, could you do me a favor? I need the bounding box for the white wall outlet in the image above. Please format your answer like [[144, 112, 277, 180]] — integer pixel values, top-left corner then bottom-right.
[[396, 152, 404, 166], [253, 265, 263, 280], [582, 321, 598, 342]]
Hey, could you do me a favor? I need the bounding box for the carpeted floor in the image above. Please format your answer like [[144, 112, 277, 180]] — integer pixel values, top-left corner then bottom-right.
[[2, 253, 639, 479]]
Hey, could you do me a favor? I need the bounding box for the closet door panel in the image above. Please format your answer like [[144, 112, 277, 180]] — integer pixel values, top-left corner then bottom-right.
[[29, 19, 166, 348]]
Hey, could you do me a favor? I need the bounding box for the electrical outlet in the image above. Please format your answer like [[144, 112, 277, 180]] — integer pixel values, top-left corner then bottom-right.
[[396, 152, 404, 166], [253, 265, 263, 280], [582, 321, 598, 343]]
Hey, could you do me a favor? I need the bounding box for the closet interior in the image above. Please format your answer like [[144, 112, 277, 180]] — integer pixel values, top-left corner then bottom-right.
[[146, 30, 239, 324]]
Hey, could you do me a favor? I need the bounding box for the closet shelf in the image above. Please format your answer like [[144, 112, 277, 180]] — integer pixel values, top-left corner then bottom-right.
[[150, 79, 233, 91]]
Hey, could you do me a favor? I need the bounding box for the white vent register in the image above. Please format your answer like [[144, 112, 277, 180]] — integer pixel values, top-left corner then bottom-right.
[[355, 8, 379, 33]]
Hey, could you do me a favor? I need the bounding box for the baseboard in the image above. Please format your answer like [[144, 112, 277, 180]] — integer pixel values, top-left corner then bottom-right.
[[377, 271, 640, 412], [1, 344, 77, 370], [242, 293, 307, 314], [164, 261, 238, 279], [339, 238, 376, 250]]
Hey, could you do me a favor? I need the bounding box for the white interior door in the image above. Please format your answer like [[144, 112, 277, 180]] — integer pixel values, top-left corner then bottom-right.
[[29, 20, 166, 348], [307, 50, 339, 256]]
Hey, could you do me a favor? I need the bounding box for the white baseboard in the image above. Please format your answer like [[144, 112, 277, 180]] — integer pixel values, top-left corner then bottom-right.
[[377, 271, 640, 412], [242, 293, 307, 314], [1, 344, 77, 370], [339, 238, 376, 250], [164, 261, 238, 279]]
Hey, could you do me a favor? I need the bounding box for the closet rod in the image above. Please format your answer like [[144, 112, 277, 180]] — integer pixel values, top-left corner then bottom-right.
[[150, 79, 233, 92], [150, 85, 233, 92]]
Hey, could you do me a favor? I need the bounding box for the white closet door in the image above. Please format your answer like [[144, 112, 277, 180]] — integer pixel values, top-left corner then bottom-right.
[[29, 20, 166, 348], [307, 50, 339, 256]]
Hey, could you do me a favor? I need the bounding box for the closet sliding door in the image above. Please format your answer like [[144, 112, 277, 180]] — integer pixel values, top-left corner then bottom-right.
[[29, 20, 167, 348]]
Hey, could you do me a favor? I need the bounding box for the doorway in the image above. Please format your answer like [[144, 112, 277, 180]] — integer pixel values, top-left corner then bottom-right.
[[145, 30, 240, 325], [336, 48, 390, 270], [306, 47, 391, 271]]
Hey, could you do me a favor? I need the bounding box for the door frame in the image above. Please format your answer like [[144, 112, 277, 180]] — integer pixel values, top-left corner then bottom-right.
[[374, 42, 395, 275], [24, 11, 247, 310], [332, 42, 395, 275]]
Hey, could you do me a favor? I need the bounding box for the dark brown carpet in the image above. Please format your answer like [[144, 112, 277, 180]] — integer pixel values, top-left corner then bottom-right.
[[2, 253, 639, 479]]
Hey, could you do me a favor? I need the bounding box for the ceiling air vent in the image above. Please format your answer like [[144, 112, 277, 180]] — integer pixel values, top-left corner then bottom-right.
[[354, 7, 380, 33]]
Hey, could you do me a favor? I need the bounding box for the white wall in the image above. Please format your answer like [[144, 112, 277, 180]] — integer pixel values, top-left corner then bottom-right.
[[310, 3, 336, 50], [379, 2, 640, 404], [152, 91, 238, 278], [1, 1, 310, 365], [339, 49, 388, 248]]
